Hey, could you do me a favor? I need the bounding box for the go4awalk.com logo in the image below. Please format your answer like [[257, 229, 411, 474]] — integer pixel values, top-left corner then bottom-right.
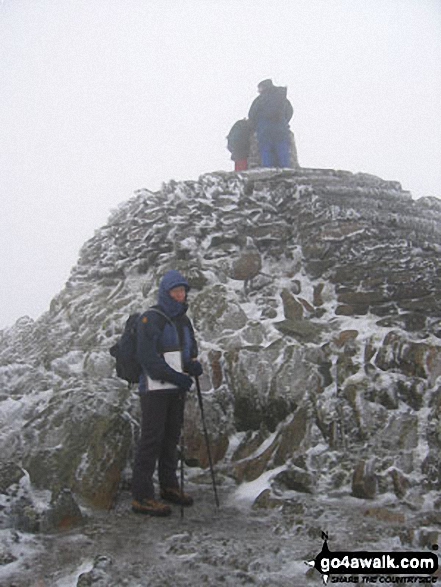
[[305, 533, 439, 585]]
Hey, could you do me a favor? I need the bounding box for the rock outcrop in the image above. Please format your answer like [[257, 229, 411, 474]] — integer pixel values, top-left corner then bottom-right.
[[0, 167, 440, 527]]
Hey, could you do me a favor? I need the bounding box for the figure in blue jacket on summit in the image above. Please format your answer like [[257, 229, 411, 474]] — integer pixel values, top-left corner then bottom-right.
[[248, 79, 294, 168], [131, 270, 203, 517]]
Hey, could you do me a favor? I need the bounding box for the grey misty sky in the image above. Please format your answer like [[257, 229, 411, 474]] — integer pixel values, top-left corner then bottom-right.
[[0, 0, 440, 329]]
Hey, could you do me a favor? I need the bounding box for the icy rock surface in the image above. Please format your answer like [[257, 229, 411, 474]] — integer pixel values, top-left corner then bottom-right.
[[1, 168, 441, 582], [1, 483, 441, 586]]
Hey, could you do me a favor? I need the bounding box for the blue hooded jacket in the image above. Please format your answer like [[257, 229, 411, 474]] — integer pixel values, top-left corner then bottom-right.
[[136, 271, 198, 394], [157, 270, 190, 318], [248, 85, 293, 142]]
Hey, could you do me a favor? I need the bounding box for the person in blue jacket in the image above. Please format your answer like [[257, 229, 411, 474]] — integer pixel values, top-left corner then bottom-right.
[[131, 270, 203, 516], [248, 78, 294, 168]]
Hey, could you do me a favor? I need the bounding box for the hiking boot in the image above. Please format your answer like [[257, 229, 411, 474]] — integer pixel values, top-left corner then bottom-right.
[[160, 487, 194, 506], [131, 498, 172, 516]]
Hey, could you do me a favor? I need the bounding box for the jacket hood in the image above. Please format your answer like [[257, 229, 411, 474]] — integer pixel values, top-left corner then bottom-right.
[[157, 270, 190, 318], [258, 79, 273, 91]]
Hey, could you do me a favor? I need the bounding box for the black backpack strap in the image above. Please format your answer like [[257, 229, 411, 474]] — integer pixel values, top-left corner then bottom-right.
[[142, 306, 180, 342], [147, 307, 186, 352], [148, 307, 174, 327]]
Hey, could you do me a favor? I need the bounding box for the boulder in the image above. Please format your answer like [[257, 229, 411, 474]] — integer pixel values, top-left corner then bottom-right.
[[273, 319, 327, 344], [41, 489, 84, 532], [21, 386, 134, 509], [280, 288, 303, 320], [273, 467, 313, 494], [376, 332, 441, 382], [191, 284, 247, 339], [0, 462, 26, 494]]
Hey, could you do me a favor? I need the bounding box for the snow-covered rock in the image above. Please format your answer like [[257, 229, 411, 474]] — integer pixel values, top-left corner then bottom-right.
[[1, 167, 440, 524]]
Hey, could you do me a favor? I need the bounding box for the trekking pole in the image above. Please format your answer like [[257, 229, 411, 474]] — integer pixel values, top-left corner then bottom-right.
[[180, 392, 185, 520], [195, 376, 220, 509]]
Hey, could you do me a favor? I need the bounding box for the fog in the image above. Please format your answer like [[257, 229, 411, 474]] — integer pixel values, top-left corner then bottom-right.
[[1, 0, 440, 328]]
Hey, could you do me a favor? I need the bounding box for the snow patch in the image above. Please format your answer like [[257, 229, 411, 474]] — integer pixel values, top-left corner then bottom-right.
[[53, 558, 94, 587], [231, 465, 286, 507]]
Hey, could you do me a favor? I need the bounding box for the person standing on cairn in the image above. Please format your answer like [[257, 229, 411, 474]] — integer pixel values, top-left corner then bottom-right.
[[248, 79, 293, 168]]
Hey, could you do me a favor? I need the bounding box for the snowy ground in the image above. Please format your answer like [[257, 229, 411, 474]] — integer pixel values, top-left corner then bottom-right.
[[1, 475, 439, 587]]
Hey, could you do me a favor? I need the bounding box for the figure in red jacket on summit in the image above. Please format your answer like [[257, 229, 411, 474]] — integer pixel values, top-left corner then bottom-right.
[[226, 118, 252, 171]]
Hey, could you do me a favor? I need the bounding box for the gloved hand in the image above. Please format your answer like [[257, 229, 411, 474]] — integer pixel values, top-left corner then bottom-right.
[[186, 360, 203, 377], [173, 372, 193, 392]]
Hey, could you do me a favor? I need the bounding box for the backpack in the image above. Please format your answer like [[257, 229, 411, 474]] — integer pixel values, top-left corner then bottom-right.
[[109, 308, 172, 385], [227, 119, 252, 158]]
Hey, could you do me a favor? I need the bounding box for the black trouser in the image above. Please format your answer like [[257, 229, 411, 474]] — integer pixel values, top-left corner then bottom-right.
[[132, 391, 185, 501]]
